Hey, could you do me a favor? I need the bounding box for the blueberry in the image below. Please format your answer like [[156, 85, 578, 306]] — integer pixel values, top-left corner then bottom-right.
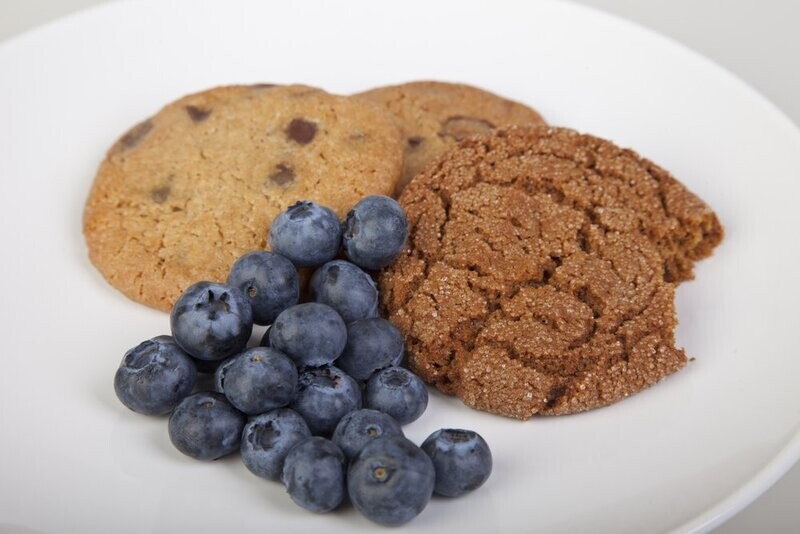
[[170, 281, 253, 361], [114, 336, 196, 415], [269, 303, 347, 367], [259, 325, 271, 347], [282, 437, 346, 513], [212, 356, 235, 393], [332, 409, 403, 460], [291, 366, 361, 436], [420, 429, 492, 497], [268, 201, 341, 267], [348, 435, 435, 526], [168, 392, 245, 461], [336, 318, 404, 382], [342, 195, 407, 270], [365, 367, 428, 425], [308, 260, 378, 323], [227, 251, 299, 325], [190, 355, 224, 375], [215, 347, 298, 415], [241, 408, 311, 480]]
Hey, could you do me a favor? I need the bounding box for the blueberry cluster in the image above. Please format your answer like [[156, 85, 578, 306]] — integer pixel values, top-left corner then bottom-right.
[[113, 196, 492, 525]]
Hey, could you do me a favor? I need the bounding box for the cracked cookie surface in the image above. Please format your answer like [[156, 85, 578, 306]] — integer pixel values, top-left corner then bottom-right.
[[356, 81, 546, 193], [379, 126, 722, 418], [83, 85, 403, 311]]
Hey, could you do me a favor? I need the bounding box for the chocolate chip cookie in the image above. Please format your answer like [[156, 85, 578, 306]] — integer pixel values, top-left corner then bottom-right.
[[379, 126, 722, 419], [356, 81, 546, 192], [83, 84, 403, 311]]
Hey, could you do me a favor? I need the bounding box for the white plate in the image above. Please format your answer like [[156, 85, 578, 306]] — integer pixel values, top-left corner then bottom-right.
[[1, 0, 798, 532]]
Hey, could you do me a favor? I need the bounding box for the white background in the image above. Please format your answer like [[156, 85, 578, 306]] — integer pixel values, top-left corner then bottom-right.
[[1, 0, 797, 531]]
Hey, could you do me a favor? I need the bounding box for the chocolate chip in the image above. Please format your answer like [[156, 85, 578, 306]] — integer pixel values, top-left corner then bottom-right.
[[268, 163, 295, 186], [438, 116, 495, 141], [119, 120, 153, 149], [185, 105, 211, 122], [407, 136, 424, 148], [251, 83, 277, 89], [285, 118, 317, 145], [150, 185, 170, 203]]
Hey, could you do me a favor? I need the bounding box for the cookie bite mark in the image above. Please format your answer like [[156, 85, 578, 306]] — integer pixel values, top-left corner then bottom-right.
[[150, 185, 171, 203], [268, 163, 295, 186], [286, 118, 318, 144], [438, 116, 495, 141], [185, 105, 211, 122], [118, 120, 153, 150]]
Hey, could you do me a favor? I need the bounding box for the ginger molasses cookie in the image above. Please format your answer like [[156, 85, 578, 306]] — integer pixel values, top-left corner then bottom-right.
[[356, 81, 546, 192], [379, 126, 722, 418], [84, 85, 403, 311]]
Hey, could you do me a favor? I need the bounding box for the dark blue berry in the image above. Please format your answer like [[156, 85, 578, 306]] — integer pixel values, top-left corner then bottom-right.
[[348, 435, 435, 525], [215, 347, 297, 415], [259, 325, 271, 347], [308, 260, 378, 323], [365, 367, 428, 425], [170, 281, 253, 361], [336, 318, 404, 382], [268, 201, 341, 267], [190, 355, 224, 374], [142, 333, 210, 378], [420, 429, 492, 497], [212, 356, 234, 393], [282, 437, 346, 513], [269, 303, 346, 367], [342, 195, 407, 270], [114, 335, 196, 415], [227, 251, 299, 325], [290, 366, 361, 436], [168, 392, 245, 461], [241, 408, 311, 480], [332, 409, 403, 460]]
